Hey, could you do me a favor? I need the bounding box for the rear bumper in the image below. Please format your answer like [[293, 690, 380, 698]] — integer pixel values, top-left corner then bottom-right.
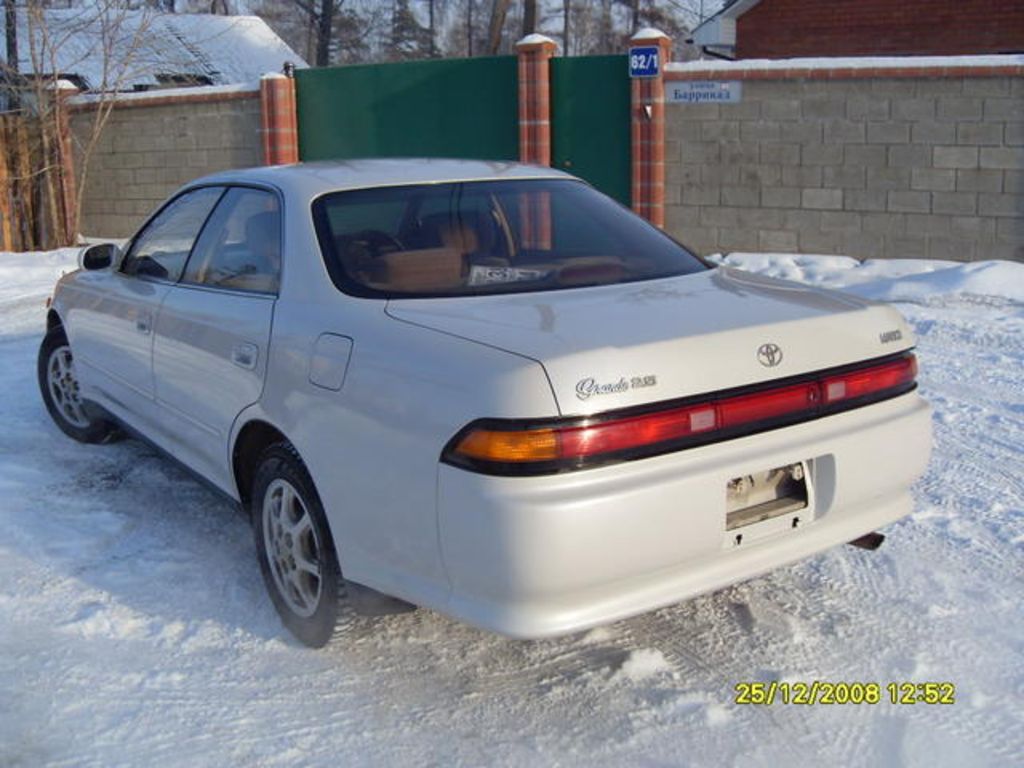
[[437, 391, 932, 638]]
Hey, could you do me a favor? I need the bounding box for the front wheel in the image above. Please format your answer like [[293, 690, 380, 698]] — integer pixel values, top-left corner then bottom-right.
[[37, 328, 118, 443], [252, 444, 341, 647]]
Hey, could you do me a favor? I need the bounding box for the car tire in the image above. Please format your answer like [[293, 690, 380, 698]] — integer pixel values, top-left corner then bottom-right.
[[252, 443, 342, 648], [38, 327, 119, 444]]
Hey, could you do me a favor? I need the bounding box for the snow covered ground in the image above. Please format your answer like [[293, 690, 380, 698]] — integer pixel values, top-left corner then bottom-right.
[[1, 249, 1022, 767]]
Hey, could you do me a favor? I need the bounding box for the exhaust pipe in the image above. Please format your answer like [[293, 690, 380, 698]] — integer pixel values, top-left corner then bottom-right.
[[848, 532, 886, 551]]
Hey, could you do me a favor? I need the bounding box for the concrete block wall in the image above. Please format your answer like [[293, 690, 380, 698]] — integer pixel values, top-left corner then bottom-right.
[[664, 66, 1024, 261], [70, 89, 262, 238]]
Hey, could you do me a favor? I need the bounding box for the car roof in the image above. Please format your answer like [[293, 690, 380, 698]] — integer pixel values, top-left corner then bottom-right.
[[193, 158, 573, 199]]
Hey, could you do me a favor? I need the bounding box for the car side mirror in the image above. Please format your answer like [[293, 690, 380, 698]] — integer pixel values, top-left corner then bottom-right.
[[80, 243, 118, 271]]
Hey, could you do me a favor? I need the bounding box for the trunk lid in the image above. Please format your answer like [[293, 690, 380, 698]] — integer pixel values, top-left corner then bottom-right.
[[386, 267, 914, 415]]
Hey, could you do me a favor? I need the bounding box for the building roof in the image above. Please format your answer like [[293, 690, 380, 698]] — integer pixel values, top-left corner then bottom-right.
[[691, 0, 762, 52], [3, 9, 306, 91]]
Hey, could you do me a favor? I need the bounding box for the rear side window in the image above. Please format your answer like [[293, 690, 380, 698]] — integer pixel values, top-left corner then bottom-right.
[[183, 188, 282, 294], [122, 187, 224, 281], [312, 179, 706, 298]]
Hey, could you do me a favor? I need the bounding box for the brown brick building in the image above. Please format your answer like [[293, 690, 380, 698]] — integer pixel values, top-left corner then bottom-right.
[[693, 0, 1024, 59]]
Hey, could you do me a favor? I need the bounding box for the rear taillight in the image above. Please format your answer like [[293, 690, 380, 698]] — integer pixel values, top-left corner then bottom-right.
[[443, 352, 918, 476], [821, 354, 917, 405]]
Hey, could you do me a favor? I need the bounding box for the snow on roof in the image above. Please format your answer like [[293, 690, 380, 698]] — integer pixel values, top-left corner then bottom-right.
[[667, 53, 1024, 73], [3, 9, 306, 91], [723, 0, 762, 17], [691, 0, 761, 45], [68, 81, 260, 107]]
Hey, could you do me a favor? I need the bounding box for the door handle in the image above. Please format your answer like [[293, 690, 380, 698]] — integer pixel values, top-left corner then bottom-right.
[[231, 342, 258, 370], [136, 313, 152, 335]]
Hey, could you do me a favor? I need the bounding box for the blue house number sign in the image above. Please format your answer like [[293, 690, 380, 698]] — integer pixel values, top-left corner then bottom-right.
[[629, 46, 660, 78]]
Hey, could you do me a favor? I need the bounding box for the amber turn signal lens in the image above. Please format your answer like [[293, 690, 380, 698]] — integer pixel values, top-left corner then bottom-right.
[[455, 427, 559, 462]]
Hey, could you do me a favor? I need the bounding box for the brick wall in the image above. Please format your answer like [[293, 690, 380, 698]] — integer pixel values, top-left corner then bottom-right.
[[664, 66, 1024, 261], [70, 89, 262, 238], [736, 0, 1024, 59]]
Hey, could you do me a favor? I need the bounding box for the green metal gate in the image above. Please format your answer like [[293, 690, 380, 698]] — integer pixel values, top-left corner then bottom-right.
[[550, 55, 631, 206], [294, 57, 519, 162]]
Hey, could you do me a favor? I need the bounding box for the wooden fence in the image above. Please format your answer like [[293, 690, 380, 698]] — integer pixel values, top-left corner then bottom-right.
[[0, 113, 73, 252]]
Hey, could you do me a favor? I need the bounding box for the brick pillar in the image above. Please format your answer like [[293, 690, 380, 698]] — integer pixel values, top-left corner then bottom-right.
[[516, 35, 557, 249], [630, 28, 671, 228], [260, 73, 299, 166], [515, 34, 557, 166], [54, 80, 80, 245]]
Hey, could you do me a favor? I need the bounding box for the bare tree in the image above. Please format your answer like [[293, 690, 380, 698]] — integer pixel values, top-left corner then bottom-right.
[[291, 0, 344, 66], [3, 0, 18, 109], [485, 0, 510, 55], [562, 0, 569, 54], [3, 0, 16, 72], [427, 0, 436, 56], [443, 0, 485, 57], [140, 1, 242, 12], [548, 0, 697, 57], [1, 1, 158, 246], [522, 0, 536, 37]]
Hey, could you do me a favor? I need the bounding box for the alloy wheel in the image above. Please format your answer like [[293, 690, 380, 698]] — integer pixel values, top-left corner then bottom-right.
[[262, 478, 323, 618]]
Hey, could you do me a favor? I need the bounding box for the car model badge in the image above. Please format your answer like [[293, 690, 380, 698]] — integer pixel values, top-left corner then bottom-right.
[[757, 343, 783, 367], [575, 374, 657, 401]]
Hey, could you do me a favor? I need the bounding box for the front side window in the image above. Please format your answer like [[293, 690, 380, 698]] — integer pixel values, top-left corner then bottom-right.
[[312, 179, 707, 298], [122, 186, 224, 281], [182, 188, 282, 294]]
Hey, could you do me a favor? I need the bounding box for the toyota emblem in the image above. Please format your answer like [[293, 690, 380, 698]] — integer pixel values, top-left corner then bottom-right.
[[757, 343, 783, 367]]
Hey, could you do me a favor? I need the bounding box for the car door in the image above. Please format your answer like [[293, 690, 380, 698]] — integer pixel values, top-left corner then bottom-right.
[[152, 186, 282, 491], [70, 186, 225, 430]]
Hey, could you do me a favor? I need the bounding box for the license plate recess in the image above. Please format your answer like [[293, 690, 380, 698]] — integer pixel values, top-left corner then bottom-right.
[[726, 462, 809, 532]]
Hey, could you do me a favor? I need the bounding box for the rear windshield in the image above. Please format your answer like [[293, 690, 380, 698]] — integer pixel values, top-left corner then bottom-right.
[[312, 179, 707, 298]]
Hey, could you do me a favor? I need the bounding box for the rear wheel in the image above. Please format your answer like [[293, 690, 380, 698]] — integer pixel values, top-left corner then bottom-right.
[[252, 443, 341, 647], [37, 328, 118, 443]]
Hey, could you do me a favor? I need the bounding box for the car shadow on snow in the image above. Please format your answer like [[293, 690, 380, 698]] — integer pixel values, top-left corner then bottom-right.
[[2, 321, 281, 643], [16, 412, 289, 645]]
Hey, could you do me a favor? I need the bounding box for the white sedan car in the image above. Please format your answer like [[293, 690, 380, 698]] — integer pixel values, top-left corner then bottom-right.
[[40, 160, 931, 647]]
